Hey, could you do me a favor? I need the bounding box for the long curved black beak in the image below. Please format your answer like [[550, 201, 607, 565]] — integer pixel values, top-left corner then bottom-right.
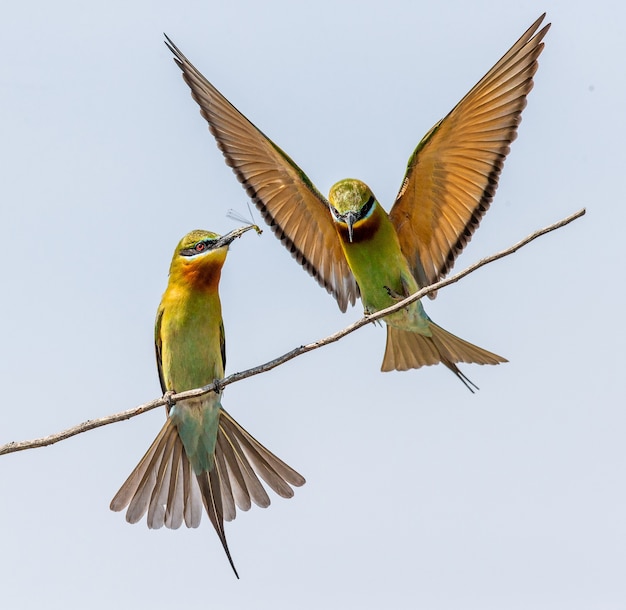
[[214, 224, 260, 249], [345, 211, 357, 243]]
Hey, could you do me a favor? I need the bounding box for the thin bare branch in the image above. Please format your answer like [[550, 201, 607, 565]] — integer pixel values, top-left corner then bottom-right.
[[0, 208, 585, 456]]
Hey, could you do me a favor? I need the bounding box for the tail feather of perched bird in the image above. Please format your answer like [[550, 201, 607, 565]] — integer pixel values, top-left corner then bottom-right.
[[165, 15, 549, 389], [111, 227, 305, 577]]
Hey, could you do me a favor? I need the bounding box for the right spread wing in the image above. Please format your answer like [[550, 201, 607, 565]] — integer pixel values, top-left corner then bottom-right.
[[390, 15, 549, 291]]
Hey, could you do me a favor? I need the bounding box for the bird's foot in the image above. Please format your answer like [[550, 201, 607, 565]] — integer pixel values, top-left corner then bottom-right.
[[212, 378, 223, 395], [363, 306, 383, 326], [384, 285, 405, 301], [163, 390, 176, 411]]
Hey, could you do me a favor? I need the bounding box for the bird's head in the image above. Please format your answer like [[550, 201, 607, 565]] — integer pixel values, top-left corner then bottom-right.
[[169, 226, 255, 290], [328, 179, 377, 242]]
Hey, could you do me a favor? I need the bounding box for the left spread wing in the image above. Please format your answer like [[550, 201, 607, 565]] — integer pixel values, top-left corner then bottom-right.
[[165, 37, 359, 312], [389, 14, 550, 292]]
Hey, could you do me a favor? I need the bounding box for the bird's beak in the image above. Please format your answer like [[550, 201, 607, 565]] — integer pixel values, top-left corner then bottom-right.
[[346, 212, 356, 243], [214, 224, 259, 249]]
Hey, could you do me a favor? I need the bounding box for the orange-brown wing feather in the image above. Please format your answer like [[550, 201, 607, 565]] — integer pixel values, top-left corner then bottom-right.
[[165, 37, 359, 312], [390, 14, 550, 292]]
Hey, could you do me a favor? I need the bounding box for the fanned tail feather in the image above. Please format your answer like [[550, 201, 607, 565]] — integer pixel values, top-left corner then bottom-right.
[[202, 409, 307, 522], [382, 323, 507, 391], [110, 419, 201, 528], [111, 410, 305, 577]]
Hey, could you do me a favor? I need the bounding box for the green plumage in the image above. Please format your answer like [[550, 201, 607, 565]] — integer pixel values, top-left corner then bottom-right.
[[157, 247, 226, 474], [328, 179, 504, 388], [330, 181, 430, 334], [110, 227, 305, 577]]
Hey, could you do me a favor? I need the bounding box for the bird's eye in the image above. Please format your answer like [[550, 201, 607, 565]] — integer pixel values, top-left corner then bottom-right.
[[195, 242, 207, 252]]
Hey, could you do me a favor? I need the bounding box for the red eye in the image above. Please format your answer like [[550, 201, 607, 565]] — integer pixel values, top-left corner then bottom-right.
[[195, 242, 206, 252]]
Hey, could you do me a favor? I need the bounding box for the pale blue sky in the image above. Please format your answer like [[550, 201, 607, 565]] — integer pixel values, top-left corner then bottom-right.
[[2, 1, 623, 608]]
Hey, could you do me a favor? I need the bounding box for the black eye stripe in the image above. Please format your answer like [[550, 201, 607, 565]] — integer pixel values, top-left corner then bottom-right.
[[358, 195, 375, 220], [331, 195, 375, 224], [180, 239, 217, 257]]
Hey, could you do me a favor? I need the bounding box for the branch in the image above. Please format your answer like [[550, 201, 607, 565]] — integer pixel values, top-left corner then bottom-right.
[[0, 208, 585, 456]]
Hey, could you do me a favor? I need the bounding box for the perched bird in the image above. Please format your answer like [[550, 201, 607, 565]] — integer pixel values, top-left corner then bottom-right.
[[110, 226, 305, 577], [164, 14, 549, 390]]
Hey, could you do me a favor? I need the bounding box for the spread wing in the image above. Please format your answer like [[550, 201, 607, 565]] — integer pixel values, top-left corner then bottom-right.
[[389, 14, 550, 293], [165, 37, 359, 312]]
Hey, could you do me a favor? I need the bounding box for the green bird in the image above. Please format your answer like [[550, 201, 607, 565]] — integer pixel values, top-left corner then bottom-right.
[[164, 14, 549, 390], [110, 226, 305, 577]]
